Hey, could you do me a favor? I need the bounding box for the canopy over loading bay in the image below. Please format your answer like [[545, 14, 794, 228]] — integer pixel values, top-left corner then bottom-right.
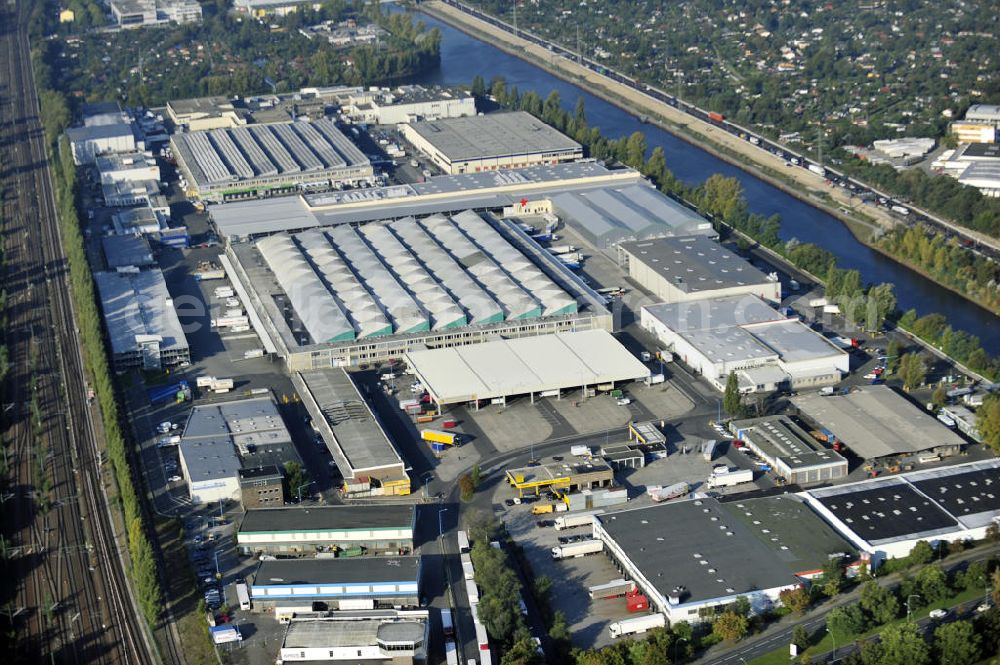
[[403, 330, 650, 410]]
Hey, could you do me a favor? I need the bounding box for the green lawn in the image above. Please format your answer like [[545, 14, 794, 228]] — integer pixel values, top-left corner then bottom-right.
[[749, 586, 986, 665]]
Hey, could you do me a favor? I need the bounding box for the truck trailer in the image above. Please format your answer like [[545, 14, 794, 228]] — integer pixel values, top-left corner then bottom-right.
[[609, 613, 665, 639], [422, 429, 458, 446], [551, 539, 603, 560], [554, 511, 600, 531], [702, 439, 718, 461], [648, 482, 689, 503], [706, 467, 754, 488], [589, 579, 634, 600]]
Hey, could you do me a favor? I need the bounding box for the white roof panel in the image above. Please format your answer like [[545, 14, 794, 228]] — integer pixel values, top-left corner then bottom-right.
[[405, 330, 650, 404]]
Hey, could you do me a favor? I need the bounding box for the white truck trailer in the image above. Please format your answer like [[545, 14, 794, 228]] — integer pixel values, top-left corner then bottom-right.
[[609, 613, 666, 638], [554, 511, 600, 531], [706, 467, 754, 489], [551, 539, 603, 560]]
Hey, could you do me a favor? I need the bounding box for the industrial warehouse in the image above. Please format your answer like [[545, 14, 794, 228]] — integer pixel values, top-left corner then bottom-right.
[[399, 111, 584, 174], [208, 161, 641, 236], [170, 118, 373, 201], [294, 369, 411, 495], [791, 384, 967, 461], [224, 209, 610, 370], [249, 556, 422, 610], [404, 330, 650, 409], [802, 460, 1000, 559], [177, 396, 301, 504], [237, 505, 416, 556], [594, 495, 854, 625], [277, 613, 429, 664], [730, 416, 848, 485], [93, 269, 190, 372], [618, 235, 781, 304], [641, 295, 848, 393]]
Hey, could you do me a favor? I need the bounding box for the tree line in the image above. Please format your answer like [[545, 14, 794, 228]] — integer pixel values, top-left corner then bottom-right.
[[26, 0, 166, 623], [876, 224, 1000, 316]]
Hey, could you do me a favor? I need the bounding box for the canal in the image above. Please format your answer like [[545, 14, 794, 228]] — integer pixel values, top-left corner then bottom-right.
[[405, 7, 1000, 354]]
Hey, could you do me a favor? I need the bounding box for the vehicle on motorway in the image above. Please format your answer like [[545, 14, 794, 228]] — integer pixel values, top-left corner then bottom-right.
[[929, 608, 949, 620], [167, 475, 182, 483], [977, 602, 992, 614]]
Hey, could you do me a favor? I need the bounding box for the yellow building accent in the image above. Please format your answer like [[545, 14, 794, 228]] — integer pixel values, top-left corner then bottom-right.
[[59, 8, 75, 23]]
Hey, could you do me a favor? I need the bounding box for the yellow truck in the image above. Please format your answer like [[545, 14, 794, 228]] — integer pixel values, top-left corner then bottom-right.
[[421, 429, 458, 445]]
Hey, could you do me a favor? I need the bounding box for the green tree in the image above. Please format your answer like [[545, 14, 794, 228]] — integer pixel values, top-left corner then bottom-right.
[[283, 461, 308, 501], [915, 564, 950, 603], [898, 352, 927, 391], [821, 556, 846, 596], [865, 282, 897, 331], [931, 384, 948, 408], [723, 371, 742, 418], [827, 603, 866, 639], [909, 540, 935, 565], [933, 620, 980, 665], [959, 560, 989, 591], [624, 131, 648, 169], [868, 621, 930, 665], [887, 339, 905, 374], [499, 636, 543, 665], [643, 146, 668, 185], [859, 581, 899, 625], [471, 74, 486, 99], [712, 610, 749, 642], [792, 624, 810, 651], [471, 464, 482, 489], [978, 394, 1000, 452]]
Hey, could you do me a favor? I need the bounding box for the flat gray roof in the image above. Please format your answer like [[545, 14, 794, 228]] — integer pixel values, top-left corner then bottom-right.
[[599, 499, 805, 605], [299, 369, 404, 474], [405, 330, 650, 405], [254, 556, 420, 587], [283, 618, 425, 650], [642, 295, 786, 332], [791, 385, 967, 459], [101, 234, 155, 268], [718, 495, 854, 572], [746, 319, 845, 364], [67, 123, 134, 142], [93, 269, 188, 357], [732, 416, 846, 471], [239, 505, 414, 535], [179, 396, 298, 481], [209, 161, 643, 237], [405, 111, 580, 162], [621, 236, 772, 292], [642, 296, 845, 367], [167, 95, 233, 118]]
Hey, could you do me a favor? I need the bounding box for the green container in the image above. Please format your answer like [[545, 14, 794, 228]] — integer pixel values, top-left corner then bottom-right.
[[611, 389, 624, 398], [337, 546, 365, 558]]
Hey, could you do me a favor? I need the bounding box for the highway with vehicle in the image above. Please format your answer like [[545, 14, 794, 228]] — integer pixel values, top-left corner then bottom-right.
[[437, 0, 1000, 262], [0, 1, 155, 662]]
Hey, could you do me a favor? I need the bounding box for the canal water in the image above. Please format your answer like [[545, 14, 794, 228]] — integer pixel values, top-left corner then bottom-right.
[[405, 8, 1000, 353]]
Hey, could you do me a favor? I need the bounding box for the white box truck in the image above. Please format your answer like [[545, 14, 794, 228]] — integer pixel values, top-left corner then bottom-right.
[[551, 539, 603, 560], [609, 613, 666, 639], [554, 511, 600, 531]]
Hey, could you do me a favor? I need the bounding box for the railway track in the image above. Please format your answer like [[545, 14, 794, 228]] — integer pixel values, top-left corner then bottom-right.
[[0, 0, 155, 662]]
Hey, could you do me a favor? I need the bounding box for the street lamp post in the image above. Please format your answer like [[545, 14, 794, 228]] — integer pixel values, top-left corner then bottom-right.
[[296, 481, 314, 504], [438, 507, 449, 540], [907, 594, 922, 622], [673, 636, 688, 663]]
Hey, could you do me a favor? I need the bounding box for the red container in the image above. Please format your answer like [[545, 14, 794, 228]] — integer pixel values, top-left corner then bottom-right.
[[626, 592, 649, 612], [708, 111, 725, 122], [442, 420, 458, 429]]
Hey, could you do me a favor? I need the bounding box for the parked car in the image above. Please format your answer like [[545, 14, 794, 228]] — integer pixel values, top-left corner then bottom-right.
[[536, 520, 554, 528], [616, 397, 632, 406], [167, 475, 182, 483]]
